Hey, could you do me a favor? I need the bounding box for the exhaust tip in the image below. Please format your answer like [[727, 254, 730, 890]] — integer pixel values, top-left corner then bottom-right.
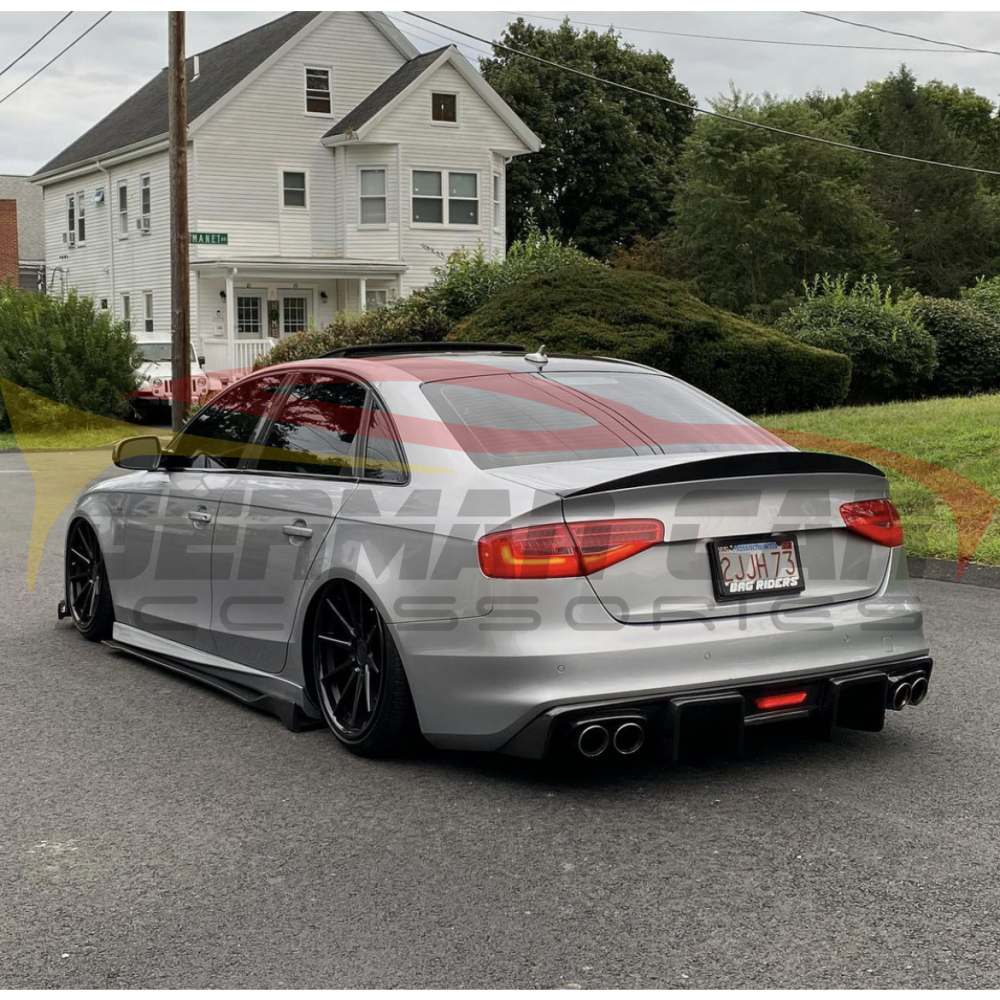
[[577, 724, 610, 758], [612, 721, 645, 756], [890, 681, 912, 712], [909, 676, 929, 706]]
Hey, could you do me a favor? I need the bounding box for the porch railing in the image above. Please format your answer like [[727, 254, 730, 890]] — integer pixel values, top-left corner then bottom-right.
[[232, 339, 272, 374]]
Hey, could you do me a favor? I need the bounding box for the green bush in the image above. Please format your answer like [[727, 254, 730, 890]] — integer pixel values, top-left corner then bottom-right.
[[907, 296, 1000, 396], [0, 288, 142, 432], [256, 226, 594, 367], [458, 266, 852, 414], [960, 275, 1000, 322], [776, 275, 936, 404], [425, 224, 600, 323], [255, 293, 450, 368]]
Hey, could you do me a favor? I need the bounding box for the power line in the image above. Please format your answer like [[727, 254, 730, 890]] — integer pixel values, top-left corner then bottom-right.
[[0, 12, 73, 80], [800, 11, 1000, 58], [403, 12, 1000, 178], [389, 15, 493, 57], [505, 11, 971, 53], [0, 12, 112, 108]]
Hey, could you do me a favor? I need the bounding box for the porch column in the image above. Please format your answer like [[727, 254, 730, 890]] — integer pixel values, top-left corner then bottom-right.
[[359, 276, 367, 314], [225, 269, 236, 372]]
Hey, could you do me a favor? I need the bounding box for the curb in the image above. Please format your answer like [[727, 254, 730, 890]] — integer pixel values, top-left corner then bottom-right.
[[908, 556, 1000, 591]]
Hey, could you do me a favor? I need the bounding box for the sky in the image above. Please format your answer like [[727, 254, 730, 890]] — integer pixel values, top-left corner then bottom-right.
[[3, 10, 1000, 176]]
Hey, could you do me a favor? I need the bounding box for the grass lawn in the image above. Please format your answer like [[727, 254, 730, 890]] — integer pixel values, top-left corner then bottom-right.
[[0, 427, 136, 453], [764, 394, 1000, 567]]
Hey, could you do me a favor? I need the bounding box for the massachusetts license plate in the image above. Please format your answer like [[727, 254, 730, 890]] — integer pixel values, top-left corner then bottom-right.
[[709, 535, 805, 601]]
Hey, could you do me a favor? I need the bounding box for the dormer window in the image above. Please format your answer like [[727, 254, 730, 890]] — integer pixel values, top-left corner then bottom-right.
[[431, 92, 457, 124], [305, 68, 331, 114]]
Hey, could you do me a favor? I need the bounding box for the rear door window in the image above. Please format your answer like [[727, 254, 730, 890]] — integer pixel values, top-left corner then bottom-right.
[[360, 399, 408, 484], [254, 373, 368, 477]]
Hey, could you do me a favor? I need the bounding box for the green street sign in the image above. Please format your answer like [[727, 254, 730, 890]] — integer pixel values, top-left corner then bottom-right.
[[190, 232, 229, 245]]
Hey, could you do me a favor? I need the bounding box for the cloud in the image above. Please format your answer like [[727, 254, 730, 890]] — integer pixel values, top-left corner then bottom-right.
[[3, 11, 1000, 176]]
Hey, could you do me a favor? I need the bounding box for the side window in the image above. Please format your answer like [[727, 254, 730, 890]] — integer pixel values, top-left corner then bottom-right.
[[255, 373, 368, 477], [171, 375, 283, 469], [361, 399, 407, 484]]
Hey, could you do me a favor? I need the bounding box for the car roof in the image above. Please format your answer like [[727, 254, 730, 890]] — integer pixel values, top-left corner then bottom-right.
[[263, 351, 662, 382]]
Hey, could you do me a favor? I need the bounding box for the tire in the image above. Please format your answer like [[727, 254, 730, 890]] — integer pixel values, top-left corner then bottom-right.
[[311, 580, 418, 758], [65, 519, 115, 642]]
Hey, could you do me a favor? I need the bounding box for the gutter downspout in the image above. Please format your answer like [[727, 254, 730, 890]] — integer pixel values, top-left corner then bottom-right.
[[96, 158, 115, 321]]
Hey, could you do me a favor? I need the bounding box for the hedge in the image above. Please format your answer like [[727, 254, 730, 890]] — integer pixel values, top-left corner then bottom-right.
[[907, 296, 1000, 396], [0, 288, 141, 432], [776, 277, 936, 404], [457, 267, 852, 414]]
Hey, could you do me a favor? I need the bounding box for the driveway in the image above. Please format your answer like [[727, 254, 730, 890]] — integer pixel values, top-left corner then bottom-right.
[[1, 450, 999, 988]]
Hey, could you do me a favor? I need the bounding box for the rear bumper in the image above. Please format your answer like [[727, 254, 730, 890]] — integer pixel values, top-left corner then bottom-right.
[[393, 549, 929, 753], [498, 657, 933, 760]]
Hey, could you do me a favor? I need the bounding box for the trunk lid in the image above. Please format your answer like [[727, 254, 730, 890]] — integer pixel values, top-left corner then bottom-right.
[[490, 451, 894, 623]]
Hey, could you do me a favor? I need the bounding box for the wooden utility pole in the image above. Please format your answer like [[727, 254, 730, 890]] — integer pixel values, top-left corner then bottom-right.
[[168, 11, 190, 432]]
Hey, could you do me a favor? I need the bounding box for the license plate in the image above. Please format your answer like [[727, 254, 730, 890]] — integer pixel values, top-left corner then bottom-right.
[[709, 535, 805, 601]]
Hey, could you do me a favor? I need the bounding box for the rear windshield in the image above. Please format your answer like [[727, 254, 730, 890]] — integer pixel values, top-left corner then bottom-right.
[[421, 371, 777, 470]]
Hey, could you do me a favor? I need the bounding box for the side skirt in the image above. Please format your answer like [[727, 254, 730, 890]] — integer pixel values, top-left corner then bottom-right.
[[104, 624, 323, 733]]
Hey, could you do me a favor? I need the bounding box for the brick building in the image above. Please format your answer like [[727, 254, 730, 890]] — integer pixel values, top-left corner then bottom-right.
[[0, 175, 45, 290]]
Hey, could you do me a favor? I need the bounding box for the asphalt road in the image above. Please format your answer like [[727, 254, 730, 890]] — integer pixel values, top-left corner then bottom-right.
[[2, 450, 999, 988]]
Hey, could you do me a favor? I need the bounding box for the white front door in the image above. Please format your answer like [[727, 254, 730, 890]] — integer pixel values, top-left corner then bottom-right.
[[279, 289, 313, 338]]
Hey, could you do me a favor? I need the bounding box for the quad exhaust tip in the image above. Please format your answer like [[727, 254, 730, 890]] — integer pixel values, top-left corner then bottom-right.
[[889, 681, 912, 712], [909, 676, 929, 706], [612, 721, 645, 756], [577, 724, 610, 758]]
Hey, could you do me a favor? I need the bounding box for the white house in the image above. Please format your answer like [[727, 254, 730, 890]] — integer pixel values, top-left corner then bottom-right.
[[32, 11, 539, 374]]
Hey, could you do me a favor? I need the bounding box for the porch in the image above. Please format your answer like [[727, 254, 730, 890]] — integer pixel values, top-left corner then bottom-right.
[[191, 259, 407, 376]]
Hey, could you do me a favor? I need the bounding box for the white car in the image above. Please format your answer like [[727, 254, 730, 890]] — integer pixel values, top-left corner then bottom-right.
[[133, 342, 213, 420]]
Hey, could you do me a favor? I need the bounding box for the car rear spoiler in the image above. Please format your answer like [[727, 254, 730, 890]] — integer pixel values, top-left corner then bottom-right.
[[561, 451, 886, 498]]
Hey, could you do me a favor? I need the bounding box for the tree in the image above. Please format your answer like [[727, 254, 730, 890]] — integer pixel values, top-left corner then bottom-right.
[[666, 93, 896, 313], [480, 18, 695, 257], [846, 67, 1000, 296]]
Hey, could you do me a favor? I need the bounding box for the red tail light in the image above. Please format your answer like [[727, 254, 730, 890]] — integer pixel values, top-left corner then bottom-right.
[[755, 691, 808, 711], [478, 519, 664, 579], [840, 498, 904, 548]]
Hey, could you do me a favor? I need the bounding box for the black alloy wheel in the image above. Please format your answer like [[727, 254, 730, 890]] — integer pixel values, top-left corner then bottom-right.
[[312, 580, 417, 756], [66, 519, 114, 640]]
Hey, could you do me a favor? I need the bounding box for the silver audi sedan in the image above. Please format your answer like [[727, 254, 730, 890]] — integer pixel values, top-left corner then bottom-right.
[[62, 344, 932, 760]]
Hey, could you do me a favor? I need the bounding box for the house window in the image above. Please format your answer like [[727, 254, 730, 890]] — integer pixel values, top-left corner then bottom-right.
[[76, 191, 86, 243], [140, 174, 151, 231], [305, 68, 331, 114], [143, 292, 154, 333], [122, 293, 131, 333], [359, 167, 387, 225], [365, 289, 388, 310], [283, 171, 307, 208], [412, 170, 479, 226], [412, 170, 443, 224], [118, 181, 128, 237], [431, 92, 457, 124], [67, 194, 76, 244], [237, 296, 263, 337], [493, 174, 501, 231], [449, 172, 478, 225]]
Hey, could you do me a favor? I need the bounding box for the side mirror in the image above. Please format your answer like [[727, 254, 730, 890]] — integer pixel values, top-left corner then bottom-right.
[[197, 355, 206, 368], [112, 435, 161, 471]]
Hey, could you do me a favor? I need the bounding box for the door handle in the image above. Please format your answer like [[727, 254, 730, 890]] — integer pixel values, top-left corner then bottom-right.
[[283, 522, 313, 540], [187, 508, 212, 524]]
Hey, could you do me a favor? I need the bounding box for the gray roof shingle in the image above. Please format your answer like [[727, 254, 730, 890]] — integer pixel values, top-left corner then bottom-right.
[[0, 175, 44, 261], [35, 12, 322, 178], [324, 46, 450, 138]]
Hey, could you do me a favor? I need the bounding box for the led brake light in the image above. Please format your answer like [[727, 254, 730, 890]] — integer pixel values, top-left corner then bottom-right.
[[840, 498, 904, 548], [477, 519, 664, 579]]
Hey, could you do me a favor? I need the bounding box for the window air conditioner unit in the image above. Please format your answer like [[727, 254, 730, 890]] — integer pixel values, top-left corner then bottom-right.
[[64, 232, 76, 246], [137, 217, 151, 233]]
